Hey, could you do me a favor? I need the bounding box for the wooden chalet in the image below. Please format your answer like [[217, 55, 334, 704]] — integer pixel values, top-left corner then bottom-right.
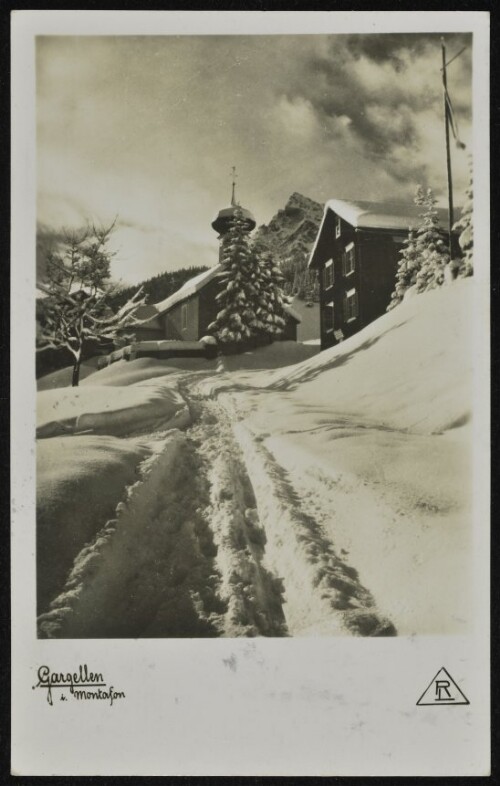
[[308, 199, 458, 351], [133, 264, 301, 348]]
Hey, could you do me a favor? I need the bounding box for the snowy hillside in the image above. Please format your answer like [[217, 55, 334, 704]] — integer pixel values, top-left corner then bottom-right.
[[202, 280, 473, 635], [215, 279, 472, 435], [36, 280, 474, 638]]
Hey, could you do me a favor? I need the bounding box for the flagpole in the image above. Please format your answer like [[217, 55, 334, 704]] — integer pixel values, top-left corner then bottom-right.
[[441, 37, 454, 261]]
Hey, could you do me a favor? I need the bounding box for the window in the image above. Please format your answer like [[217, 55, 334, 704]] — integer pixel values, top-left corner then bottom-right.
[[344, 288, 358, 322], [323, 259, 334, 290], [335, 216, 341, 238], [323, 301, 334, 333], [343, 242, 355, 276], [181, 303, 188, 331]]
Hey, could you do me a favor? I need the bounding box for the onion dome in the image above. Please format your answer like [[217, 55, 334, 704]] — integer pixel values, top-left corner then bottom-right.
[[211, 166, 256, 236], [211, 204, 256, 236]]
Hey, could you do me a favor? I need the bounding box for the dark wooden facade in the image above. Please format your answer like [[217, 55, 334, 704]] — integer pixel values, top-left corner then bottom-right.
[[310, 206, 459, 351], [157, 277, 222, 340], [134, 272, 298, 344]]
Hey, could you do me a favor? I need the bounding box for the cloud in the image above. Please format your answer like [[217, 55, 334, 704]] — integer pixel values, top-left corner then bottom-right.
[[275, 95, 320, 140], [343, 32, 471, 64], [281, 33, 472, 190], [36, 34, 473, 283]]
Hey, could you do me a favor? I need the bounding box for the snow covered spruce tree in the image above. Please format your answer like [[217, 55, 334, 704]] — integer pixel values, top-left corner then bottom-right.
[[387, 228, 420, 310], [388, 185, 455, 310], [208, 208, 260, 343], [37, 221, 146, 386], [208, 209, 287, 346], [453, 168, 473, 277], [251, 240, 287, 338], [413, 186, 450, 293]]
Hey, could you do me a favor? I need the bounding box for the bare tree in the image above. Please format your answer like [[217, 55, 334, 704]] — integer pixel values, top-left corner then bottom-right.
[[37, 221, 146, 386]]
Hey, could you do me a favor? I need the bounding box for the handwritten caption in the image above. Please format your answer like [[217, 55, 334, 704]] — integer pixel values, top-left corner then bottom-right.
[[33, 664, 126, 706]]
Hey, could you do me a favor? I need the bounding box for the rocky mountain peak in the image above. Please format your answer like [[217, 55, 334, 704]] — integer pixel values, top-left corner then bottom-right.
[[254, 192, 323, 255], [253, 192, 324, 300]]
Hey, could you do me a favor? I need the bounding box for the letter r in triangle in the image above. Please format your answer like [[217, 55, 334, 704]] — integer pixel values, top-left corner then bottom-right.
[[416, 667, 469, 706]]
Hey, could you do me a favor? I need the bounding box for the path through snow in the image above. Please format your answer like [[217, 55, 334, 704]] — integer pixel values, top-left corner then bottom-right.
[[38, 284, 473, 638], [38, 372, 397, 638]]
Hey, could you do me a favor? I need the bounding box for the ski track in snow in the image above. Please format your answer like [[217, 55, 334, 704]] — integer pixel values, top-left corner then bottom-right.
[[38, 370, 398, 638]]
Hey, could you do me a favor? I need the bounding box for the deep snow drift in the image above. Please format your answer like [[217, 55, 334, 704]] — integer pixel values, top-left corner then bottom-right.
[[36, 341, 318, 392], [37, 378, 190, 438], [36, 280, 474, 637], [206, 280, 472, 435], [200, 280, 474, 635], [37, 359, 99, 391], [37, 435, 152, 614], [81, 355, 220, 387]]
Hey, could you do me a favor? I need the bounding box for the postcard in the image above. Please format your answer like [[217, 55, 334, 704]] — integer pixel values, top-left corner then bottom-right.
[[11, 9, 490, 776]]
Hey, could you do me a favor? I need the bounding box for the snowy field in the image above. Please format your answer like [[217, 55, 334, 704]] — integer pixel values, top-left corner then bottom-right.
[[36, 281, 474, 638]]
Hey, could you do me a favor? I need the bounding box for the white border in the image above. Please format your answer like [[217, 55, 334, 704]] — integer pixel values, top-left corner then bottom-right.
[[11, 11, 490, 776], [11, 10, 489, 35]]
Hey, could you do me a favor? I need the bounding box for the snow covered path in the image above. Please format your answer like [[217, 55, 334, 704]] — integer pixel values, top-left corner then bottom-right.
[[37, 284, 474, 638], [207, 384, 471, 637], [183, 384, 396, 637], [38, 372, 397, 638], [38, 376, 288, 638]]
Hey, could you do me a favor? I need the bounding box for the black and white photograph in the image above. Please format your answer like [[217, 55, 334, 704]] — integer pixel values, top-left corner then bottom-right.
[[11, 9, 490, 777]]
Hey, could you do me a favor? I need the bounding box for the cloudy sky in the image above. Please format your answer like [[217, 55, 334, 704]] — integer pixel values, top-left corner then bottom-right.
[[37, 33, 472, 285]]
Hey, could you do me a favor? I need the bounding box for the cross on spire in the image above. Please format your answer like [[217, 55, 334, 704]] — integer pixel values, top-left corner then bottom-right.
[[230, 165, 237, 206]]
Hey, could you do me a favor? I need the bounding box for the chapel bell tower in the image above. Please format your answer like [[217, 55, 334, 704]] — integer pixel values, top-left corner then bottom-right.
[[211, 167, 256, 259]]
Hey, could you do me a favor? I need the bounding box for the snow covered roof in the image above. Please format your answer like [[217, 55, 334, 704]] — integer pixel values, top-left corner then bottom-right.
[[153, 263, 301, 323], [154, 266, 223, 315], [326, 199, 450, 230], [308, 199, 453, 269]]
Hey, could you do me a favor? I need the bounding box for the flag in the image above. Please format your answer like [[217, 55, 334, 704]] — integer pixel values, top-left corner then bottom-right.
[[445, 86, 466, 150]]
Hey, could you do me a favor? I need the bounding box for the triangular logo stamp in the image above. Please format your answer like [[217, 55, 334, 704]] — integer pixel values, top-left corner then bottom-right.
[[416, 667, 469, 706]]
